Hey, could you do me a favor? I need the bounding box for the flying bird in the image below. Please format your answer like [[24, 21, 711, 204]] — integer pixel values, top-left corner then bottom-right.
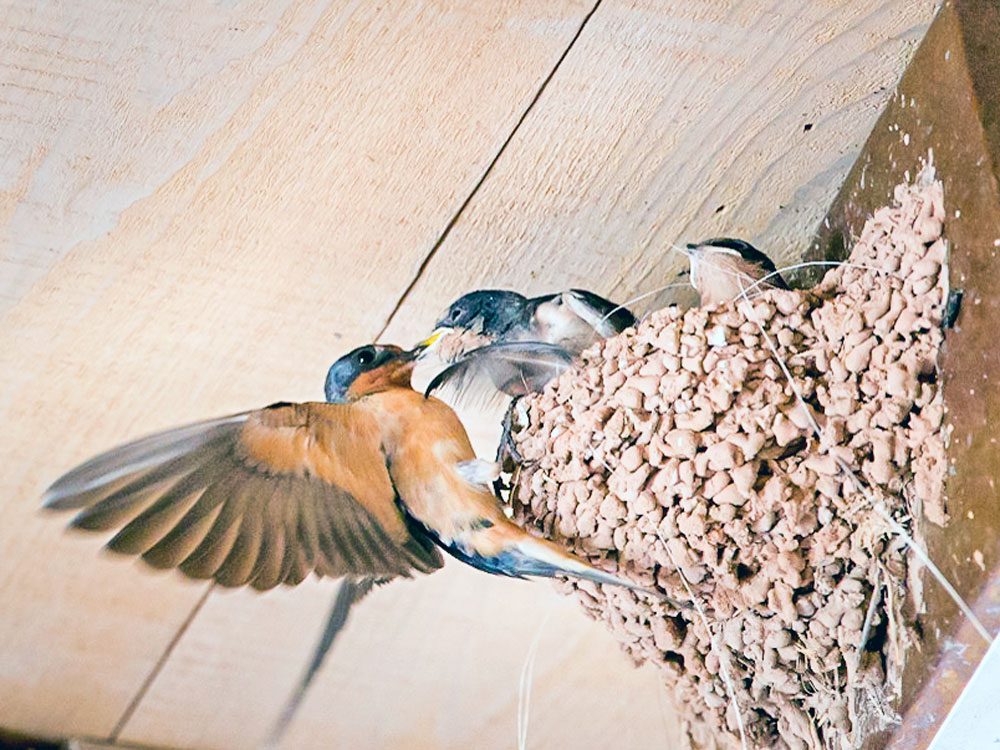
[[683, 237, 789, 306], [42, 343, 656, 745]]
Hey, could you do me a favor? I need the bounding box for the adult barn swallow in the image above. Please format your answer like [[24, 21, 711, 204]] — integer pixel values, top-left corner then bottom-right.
[[43, 344, 647, 745], [683, 237, 789, 306]]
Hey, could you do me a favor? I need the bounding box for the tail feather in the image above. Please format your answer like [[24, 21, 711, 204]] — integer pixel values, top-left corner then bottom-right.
[[264, 578, 375, 749], [510, 536, 643, 591], [435, 520, 690, 609], [433, 517, 675, 599], [513, 537, 689, 608]]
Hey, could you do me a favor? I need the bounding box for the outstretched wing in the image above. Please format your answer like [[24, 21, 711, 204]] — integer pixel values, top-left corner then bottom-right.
[[43, 402, 443, 590], [424, 341, 575, 408]]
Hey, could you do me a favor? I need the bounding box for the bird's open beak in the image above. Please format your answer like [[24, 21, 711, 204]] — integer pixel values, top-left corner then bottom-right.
[[413, 327, 451, 356]]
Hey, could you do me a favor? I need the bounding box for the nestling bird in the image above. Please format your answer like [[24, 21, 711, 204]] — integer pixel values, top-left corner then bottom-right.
[[420, 288, 636, 435], [413, 288, 635, 478], [428, 288, 636, 361], [683, 237, 789, 306], [42, 343, 653, 745]]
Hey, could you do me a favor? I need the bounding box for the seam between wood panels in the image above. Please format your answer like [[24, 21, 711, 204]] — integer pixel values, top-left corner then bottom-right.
[[108, 583, 215, 742], [375, 0, 605, 340]]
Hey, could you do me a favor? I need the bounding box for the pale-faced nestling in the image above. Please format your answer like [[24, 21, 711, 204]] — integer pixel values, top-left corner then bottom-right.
[[42, 342, 661, 746], [684, 237, 789, 306]]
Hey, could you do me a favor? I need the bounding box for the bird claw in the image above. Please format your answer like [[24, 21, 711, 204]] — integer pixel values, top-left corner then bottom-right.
[[497, 401, 524, 467]]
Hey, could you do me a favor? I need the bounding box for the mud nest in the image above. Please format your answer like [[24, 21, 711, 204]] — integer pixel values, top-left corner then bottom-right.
[[509, 175, 949, 749]]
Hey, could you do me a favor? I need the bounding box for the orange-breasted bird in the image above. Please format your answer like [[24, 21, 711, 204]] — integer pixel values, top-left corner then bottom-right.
[[682, 237, 789, 306], [42, 343, 653, 745]]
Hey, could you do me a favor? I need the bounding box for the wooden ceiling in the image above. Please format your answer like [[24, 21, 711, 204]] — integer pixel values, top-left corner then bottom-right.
[[0, 1, 939, 747]]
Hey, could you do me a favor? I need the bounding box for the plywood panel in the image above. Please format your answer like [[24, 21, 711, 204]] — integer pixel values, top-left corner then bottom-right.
[[0, 0, 597, 743], [382, 0, 940, 346]]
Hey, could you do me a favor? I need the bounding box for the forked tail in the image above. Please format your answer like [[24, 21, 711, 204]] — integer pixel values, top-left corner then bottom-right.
[[264, 578, 374, 748]]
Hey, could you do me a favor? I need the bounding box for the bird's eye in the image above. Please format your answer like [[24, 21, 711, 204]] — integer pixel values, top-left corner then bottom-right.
[[448, 308, 461, 323], [356, 348, 375, 366]]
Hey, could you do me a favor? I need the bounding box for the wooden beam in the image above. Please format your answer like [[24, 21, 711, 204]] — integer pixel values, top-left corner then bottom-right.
[[0, 0, 947, 748]]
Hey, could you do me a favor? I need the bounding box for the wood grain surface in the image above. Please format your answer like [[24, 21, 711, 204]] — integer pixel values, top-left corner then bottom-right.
[[0, 0, 938, 747], [382, 0, 940, 344]]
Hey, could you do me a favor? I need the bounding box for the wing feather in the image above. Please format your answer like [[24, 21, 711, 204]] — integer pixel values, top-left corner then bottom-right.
[[215, 480, 267, 587], [287, 544, 311, 587], [106, 462, 227, 555], [44, 417, 242, 504], [179, 478, 251, 580], [250, 482, 289, 591], [425, 341, 575, 408], [141, 474, 237, 569], [276, 477, 306, 586], [44, 403, 444, 590], [68, 458, 201, 531], [294, 488, 321, 569], [275, 513, 300, 588], [312, 482, 352, 571]]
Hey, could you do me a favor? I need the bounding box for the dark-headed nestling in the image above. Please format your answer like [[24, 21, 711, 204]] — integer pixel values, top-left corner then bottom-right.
[[42, 341, 663, 746], [684, 237, 789, 306], [429, 287, 636, 355], [419, 287, 636, 409], [432, 289, 530, 343]]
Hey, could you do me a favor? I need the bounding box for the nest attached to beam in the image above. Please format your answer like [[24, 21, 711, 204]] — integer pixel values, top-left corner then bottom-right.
[[508, 176, 948, 749]]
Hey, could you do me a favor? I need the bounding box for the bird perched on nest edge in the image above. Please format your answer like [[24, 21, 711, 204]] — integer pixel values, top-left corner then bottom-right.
[[429, 288, 636, 355], [418, 288, 638, 463]]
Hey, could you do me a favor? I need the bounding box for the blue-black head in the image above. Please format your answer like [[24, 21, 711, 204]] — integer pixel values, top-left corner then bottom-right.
[[324, 344, 420, 403], [432, 289, 530, 339]]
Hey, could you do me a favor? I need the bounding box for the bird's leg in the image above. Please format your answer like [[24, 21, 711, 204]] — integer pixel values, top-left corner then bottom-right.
[[456, 459, 501, 488]]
